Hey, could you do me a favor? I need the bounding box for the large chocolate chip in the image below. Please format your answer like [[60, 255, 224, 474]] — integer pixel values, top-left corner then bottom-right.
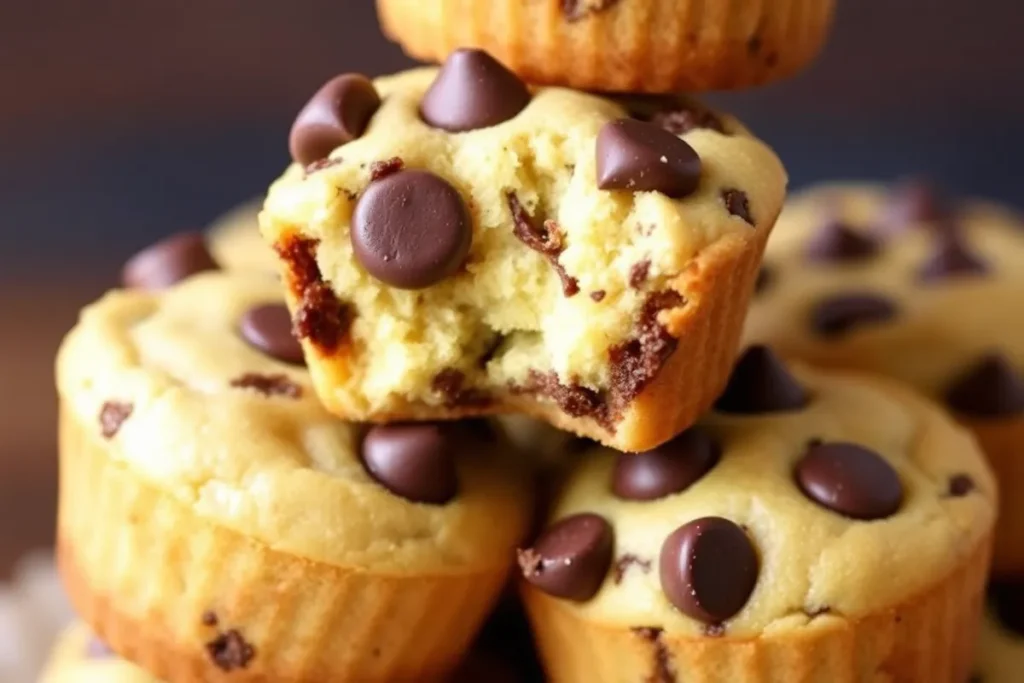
[[811, 293, 898, 337], [715, 345, 809, 414], [659, 517, 758, 624], [289, 74, 381, 166], [917, 234, 989, 282], [420, 49, 531, 133], [612, 427, 720, 501], [361, 424, 459, 504], [122, 232, 218, 290], [989, 580, 1024, 636], [596, 119, 702, 199], [518, 513, 613, 602], [945, 353, 1024, 418], [239, 304, 305, 365], [351, 170, 472, 289], [795, 442, 903, 520], [805, 221, 879, 263], [878, 178, 949, 233]]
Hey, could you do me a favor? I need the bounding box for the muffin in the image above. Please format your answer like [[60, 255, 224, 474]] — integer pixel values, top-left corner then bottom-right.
[[206, 198, 278, 274], [744, 180, 1024, 575], [518, 346, 995, 683], [55, 269, 533, 683], [260, 50, 787, 452], [376, 0, 836, 92]]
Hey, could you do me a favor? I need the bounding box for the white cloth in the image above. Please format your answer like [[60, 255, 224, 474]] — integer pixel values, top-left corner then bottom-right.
[[0, 553, 72, 683]]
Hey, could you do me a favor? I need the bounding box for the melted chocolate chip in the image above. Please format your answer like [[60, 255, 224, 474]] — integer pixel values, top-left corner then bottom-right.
[[352, 170, 472, 289], [612, 427, 719, 501], [804, 221, 879, 263], [201, 611, 218, 627], [518, 370, 609, 427], [917, 234, 989, 282], [206, 629, 255, 672], [629, 260, 650, 288], [420, 49, 530, 132], [715, 345, 809, 414], [562, 0, 621, 21], [947, 474, 976, 497], [722, 188, 754, 225], [659, 517, 758, 624], [811, 293, 898, 337], [630, 627, 676, 683], [99, 401, 133, 438], [613, 554, 652, 584], [274, 236, 322, 292], [795, 441, 903, 520], [294, 282, 352, 352], [122, 232, 218, 290], [945, 353, 1024, 417], [369, 156, 404, 181], [431, 369, 491, 407], [590, 290, 607, 302], [608, 290, 684, 411], [506, 192, 579, 297], [518, 512, 614, 601], [623, 95, 726, 136], [289, 74, 381, 166], [361, 423, 459, 504], [229, 373, 302, 399], [239, 303, 305, 365], [596, 119, 702, 198]]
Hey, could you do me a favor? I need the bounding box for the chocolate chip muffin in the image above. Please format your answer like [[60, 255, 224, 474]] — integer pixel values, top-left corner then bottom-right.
[[260, 50, 787, 452], [744, 180, 1024, 576], [376, 0, 835, 92], [55, 268, 533, 683], [206, 197, 278, 274], [517, 346, 995, 683]]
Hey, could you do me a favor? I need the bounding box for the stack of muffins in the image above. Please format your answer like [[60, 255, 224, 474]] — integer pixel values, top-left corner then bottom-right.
[[40, 2, 1024, 682]]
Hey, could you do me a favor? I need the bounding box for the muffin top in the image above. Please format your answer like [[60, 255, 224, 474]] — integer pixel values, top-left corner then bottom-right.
[[56, 271, 532, 572], [518, 347, 995, 636], [745, 181, 1024, 420], [260, 51, 786, 426]]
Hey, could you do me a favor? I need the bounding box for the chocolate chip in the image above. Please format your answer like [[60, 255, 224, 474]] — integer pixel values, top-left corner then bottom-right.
[[989, 580, 1024, 636], [947, 474, 975, 497], [85, 635, 114, 659], [613, 554, 652, 584], [945, 353, 1024, 417], [722, 188, 754, 225], [229, 373, 302, 399], [122, 232, 218, 290], [754, 266, 773, 295], [917, 234, 989, 282], [804, 221, 879, 263], [629, 260, 650, 288], [659, 517, 758, 624], [795, 441, 903, 520], [517, 370, 610, 428], [289, 74, 381, 166], [811, 293, 898, 337], [608, 290, 684, 413], [596, 119, 702, 198], [622, 95, 726, 136], [99, 401, 133, 438], [206, 629, 255, 672], [239, 304, 305, 365], [506, 192, 579, 297], [879, 178, 949, 233], [630, 627, 675, 683], [715, 345, 809, 414], [420, 49, 530, 133], [612, 427, 719, 501], [518, 513, 613, 601], [294, 282, 352, 352], [369, 156, 404, 181], [274, 236, 321, 293], [431, 369, 491, 407], [352, 170, 472, 289], [562, 0, 621, 21], [361, 424, 459, 504], [590, 290, 607, 302], [201, 611, 218, 627]]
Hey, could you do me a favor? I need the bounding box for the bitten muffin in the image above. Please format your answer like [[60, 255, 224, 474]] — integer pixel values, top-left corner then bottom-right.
[[55, 269, 533, 683], [744, 180, 1024, 576], [40, 622, 527, 683], [375, 0, 836, 92], [517, 346, 995, 683], [206, 198, 278, 274], [260, 50, 787, 452]]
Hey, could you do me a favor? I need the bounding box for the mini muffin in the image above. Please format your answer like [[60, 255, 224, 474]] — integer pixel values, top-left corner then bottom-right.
[[40, 622, 527, 683], [745, 180, 1024, 575], [55, 268, 533, 683], [206, 198, 279, 273], [376, 0, 836, 92], [260, 50, 787, 452], [518, 346, 995, 683]]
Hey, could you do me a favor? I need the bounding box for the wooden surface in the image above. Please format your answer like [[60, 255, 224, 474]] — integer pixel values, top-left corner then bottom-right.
[[0, 0, 1022, 578]]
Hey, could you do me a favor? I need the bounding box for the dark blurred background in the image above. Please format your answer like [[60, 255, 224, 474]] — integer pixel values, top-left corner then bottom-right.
[[0, 1, 1021, 576]]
